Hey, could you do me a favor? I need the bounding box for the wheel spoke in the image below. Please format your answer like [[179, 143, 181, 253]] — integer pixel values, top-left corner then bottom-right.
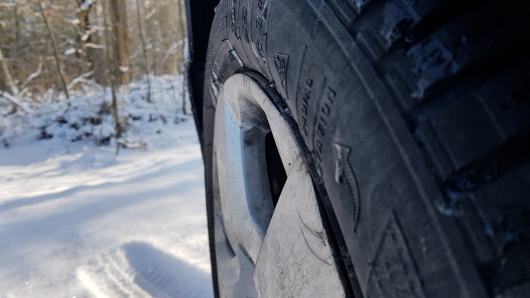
[[254, 157, 345, 297], [214, 93, 274, 266]]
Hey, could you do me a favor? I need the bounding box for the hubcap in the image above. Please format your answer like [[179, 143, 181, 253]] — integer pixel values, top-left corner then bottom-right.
[[213, 74, 345, 297]]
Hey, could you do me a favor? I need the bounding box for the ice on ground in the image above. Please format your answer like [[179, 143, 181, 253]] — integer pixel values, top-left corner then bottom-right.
[[0, 76, 212, 298]]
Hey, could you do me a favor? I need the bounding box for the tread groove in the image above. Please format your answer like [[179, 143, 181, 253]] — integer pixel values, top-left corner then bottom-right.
[[443, 131, 530, 193]]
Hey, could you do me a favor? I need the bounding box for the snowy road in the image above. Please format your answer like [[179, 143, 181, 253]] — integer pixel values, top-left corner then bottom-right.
[[0, 120, 213, 298]]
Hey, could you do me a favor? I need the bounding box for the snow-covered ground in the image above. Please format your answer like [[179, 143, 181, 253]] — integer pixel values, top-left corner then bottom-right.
[[0, 77, 213, 298]]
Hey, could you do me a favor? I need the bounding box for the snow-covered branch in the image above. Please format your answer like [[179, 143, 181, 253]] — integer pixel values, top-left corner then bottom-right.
[[0, 91, 30, 113]]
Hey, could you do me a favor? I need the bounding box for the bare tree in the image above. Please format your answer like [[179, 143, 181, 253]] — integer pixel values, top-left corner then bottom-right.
[[37, 0, 70, 99], [13, 1, 21, 75], [158, 0, 178, 74], [176, 0, 188, 114], [0, 48, 19, 97], [103, 0, 123, 139], [75, 0, 96, 75], [135, 0, 151, 102], [146, 1, 160, 76], [109, 0, 130, 86], [176, 0, 187, 71], [90, 0, 109, 85]]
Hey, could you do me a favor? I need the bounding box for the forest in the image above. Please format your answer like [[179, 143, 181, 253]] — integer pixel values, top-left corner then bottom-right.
[[0, 0, 188, 146]]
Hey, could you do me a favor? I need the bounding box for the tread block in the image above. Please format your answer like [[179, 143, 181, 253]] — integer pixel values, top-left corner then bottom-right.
[[429, 96, 505, 171], [367, 211, 426, 298]]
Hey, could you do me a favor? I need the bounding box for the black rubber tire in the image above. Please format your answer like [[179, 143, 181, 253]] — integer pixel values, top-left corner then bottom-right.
[[201, 0, 530, 297]]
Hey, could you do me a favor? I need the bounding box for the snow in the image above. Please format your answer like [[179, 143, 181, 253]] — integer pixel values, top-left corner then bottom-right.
[[0, 77, 213, 298], [65, 48, 77, 56], [79, 0, 94, 11]]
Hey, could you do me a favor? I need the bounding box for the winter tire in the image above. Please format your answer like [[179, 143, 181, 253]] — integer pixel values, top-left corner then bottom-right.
[[196, 0, 530, 297]]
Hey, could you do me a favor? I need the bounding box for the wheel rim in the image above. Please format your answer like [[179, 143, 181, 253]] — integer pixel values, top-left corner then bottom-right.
[[213, 74, 345, 297]]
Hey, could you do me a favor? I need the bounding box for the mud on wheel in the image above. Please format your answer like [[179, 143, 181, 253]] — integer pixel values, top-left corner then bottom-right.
[[192, 0, 530, 297]]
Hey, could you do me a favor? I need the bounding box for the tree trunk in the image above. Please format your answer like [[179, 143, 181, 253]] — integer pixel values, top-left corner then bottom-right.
[[13, 1, 20, 80], [103, 0, 123, 139], [0, 48, 19, 97], [176, 0, 187, 73], [136, 0, 152, 102], [76, 0, 95, 76], [37, 0, 70, 99], [149, 2, 160, 76], [177, 0, 188, 114], [158, 0, 178, 74], [109, 0, 130, 86]]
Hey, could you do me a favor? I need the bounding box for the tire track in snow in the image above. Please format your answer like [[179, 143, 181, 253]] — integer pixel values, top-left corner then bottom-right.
[[77, 243, 211, 298], [77, 248, 150, 298]]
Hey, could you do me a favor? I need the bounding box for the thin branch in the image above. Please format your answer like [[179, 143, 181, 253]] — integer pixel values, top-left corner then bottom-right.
[[21, 60, 43, 89], [67, 71, 94, 90]]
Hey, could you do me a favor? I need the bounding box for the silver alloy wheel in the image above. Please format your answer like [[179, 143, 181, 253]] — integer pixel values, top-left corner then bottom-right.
[[213, 74, 345, 297]]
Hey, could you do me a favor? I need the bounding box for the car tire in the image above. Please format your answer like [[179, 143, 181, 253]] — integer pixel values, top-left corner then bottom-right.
[[200, 0, 530, 297]]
